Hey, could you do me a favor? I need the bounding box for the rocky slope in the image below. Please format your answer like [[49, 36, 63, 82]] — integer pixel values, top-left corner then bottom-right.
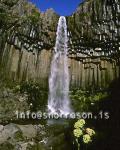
[[0, 123, 71, 150]]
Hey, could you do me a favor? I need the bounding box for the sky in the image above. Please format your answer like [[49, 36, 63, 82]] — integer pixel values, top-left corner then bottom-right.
[[29, 0, 84, 16]]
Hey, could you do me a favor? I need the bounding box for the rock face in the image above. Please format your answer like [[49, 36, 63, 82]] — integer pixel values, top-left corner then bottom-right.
[[67, 0, 120, 89], [0, 0, 120, 89], [0, 123, 40, 150], [0, 87, 29, 123], [0, 123, 72, 150], [0, 0, 58, 88]]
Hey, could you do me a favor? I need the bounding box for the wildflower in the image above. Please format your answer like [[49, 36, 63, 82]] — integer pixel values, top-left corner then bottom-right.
[[74, 119, 85, 129], [86, 128, 95, 136], [83, 134, 91, 144], [73, 129, 83, 138]]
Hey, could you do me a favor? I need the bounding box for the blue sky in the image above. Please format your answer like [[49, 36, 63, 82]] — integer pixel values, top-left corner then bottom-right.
[[29, 0, 84, 16]]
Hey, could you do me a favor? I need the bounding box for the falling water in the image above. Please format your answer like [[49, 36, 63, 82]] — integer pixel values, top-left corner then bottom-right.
[[48, 16, 71, 115]]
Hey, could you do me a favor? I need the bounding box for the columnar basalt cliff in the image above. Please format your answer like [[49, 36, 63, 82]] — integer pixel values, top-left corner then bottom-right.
[[67, 0, 120, 89], [0, 0, 58, 87], [0, 0, 120, 89]]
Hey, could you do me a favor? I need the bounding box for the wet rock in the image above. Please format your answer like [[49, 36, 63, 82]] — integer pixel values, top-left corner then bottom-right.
[[0, 122, 72, 150], [17, 125, 37, 139], [0, 123, 43, 149], [26, 142, 46, 150], [0, 125, 4, 132], [16, 142, 28, 150], [0, 124, 36, 144], [2, 90, 9, 98], [0, 123, 20, 144]]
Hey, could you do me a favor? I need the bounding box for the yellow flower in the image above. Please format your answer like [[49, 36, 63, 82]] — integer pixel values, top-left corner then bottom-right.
[[86, 128, 95, 136], [74, 119, 85, 129], [73, 129, 83, 138], [83, 134, 91, 144]]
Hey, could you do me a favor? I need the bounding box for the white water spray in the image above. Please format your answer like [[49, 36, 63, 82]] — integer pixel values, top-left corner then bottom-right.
[[48, 16, 71, 115]]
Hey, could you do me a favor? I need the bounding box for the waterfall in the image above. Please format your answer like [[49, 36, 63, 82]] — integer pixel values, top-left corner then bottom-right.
[[48, 16, 71, 116]]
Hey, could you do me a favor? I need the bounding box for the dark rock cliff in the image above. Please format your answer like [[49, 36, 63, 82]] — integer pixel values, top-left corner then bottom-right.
[[0, 0, 58, 87], [68, 0, 120, 59], [0, 0, 58, 52], [0, 0, 120, 89], [67, 0, 120, 89]]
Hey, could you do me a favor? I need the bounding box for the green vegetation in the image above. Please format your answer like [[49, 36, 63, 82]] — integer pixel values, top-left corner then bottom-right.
[[0, 142, 14, 150], [13, 130, 24, 142], [1, 0, 19, 7], [70, 89, 108, 111], [25, 4, 41, 24], [19, 82, 48, 111]]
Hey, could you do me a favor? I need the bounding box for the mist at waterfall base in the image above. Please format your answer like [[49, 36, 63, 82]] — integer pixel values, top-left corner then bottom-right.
[[48, 16, 72, 117]]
